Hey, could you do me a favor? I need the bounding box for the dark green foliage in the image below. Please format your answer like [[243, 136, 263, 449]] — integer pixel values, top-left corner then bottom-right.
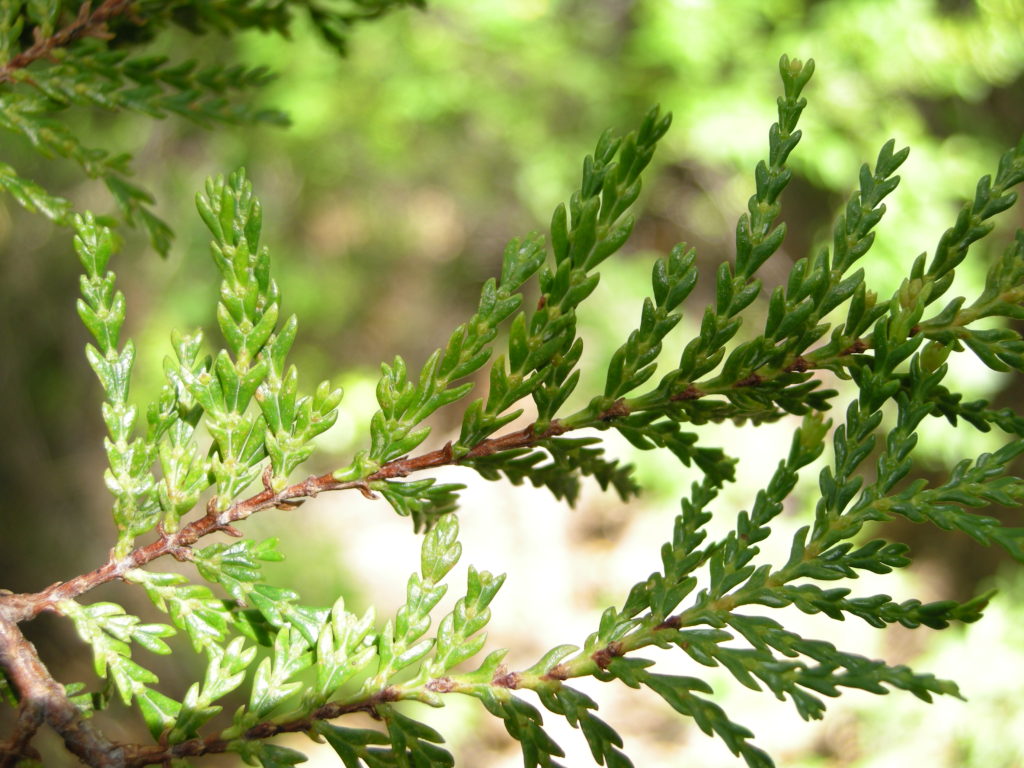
[[465, 436, 640, 506], [536, 685, 631, 768]]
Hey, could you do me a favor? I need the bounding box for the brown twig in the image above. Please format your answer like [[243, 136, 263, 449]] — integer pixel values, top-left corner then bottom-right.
[[3, 419, 570, 622], [0, 0, 137, 85], [669, 384, 703, 401], [0, 699, 43, 767], [838, 338, 869, 357], [0, 610, 126, 767], [119, 686, 404, 767]]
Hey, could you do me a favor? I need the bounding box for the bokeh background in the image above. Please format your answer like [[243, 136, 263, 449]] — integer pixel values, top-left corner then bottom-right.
[[3, 0, 1024, 765]]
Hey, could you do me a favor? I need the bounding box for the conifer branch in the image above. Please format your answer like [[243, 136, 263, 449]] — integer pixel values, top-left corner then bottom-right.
[[2, 7, 1024, 762], [0, 0, 136, 83]]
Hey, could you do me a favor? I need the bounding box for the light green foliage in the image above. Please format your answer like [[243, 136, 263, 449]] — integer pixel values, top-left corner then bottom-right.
[[3, 4, 1024, 768], [76, 214, 160, 556], [61, 599, 179, 738]]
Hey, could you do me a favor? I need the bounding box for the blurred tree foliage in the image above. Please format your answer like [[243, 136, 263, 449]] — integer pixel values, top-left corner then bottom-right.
[[2, 0, 1023, 733], [170, 0, 1024, 394]]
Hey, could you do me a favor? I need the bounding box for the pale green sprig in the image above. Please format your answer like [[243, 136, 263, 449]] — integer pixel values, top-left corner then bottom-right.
[[126, 568, 233, 653], [362, 515, 462, 692], [75, 214, 161, 556], [60, 600, 178, 739], [169, 637, 257, 745]]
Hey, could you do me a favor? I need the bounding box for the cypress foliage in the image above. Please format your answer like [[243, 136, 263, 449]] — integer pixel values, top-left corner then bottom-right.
[[1, 5, 1023, 767]]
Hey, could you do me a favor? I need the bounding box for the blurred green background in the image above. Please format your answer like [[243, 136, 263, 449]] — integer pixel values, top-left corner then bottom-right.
[[2, 0, 1024, 765]]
